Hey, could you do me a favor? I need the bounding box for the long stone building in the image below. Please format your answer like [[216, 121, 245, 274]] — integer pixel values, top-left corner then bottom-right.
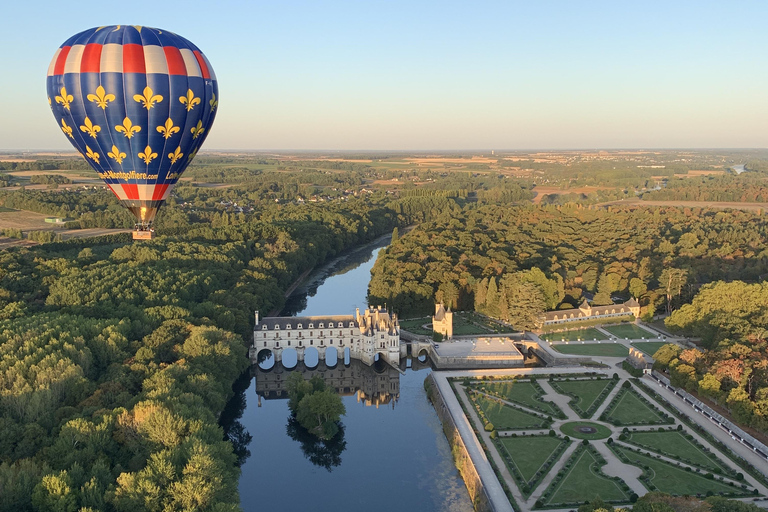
[[251, 305, 401, 366], [542, 298, 640, 326]]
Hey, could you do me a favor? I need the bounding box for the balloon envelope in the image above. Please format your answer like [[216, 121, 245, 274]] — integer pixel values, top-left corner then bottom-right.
[[46, 25, 218, 230]]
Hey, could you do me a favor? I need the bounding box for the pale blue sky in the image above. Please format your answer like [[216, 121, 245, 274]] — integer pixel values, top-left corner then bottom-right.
[[2, 0, 766, 150]]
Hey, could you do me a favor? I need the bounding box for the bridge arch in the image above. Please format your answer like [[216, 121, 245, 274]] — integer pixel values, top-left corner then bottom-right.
[[325, 346, 339, 367], [256, 348, 275, 371], [304, 347, 319, 368], [281, 348, 298, 370]]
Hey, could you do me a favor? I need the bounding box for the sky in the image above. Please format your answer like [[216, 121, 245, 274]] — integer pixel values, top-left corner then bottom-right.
[[1, 0, 767, 151]]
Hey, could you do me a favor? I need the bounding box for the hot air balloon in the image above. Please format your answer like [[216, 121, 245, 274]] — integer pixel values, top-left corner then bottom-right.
[[46, 25, 218, 239]]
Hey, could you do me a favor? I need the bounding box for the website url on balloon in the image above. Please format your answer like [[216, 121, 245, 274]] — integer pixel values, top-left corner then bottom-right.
[[101, 171, 160, 180]]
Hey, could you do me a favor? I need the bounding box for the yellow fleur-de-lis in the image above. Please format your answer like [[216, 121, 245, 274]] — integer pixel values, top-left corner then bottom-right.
[[138, 145, 157, 164], [108, 145, 126, 164], [85, 146, 100, 164], [209, 93, 218, 113], [48, 97, 51, 106], [179, 89, 201, 112], [133, 86, 163, 109], [190, 121, 205, 139], [168, 146, 183, 164], [79, 117, 101, 138], [87, 85, 115, 109], [55, 87, 73, 110], [156, 118, 180, 139], [187, 148, 198, 162], [60, 119, 73, 138], [115, 117, 141, 139]]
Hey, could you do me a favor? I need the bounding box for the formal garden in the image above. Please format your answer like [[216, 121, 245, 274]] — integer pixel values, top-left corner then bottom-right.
[[452, 373, 765, 511], [603, 323, 656, 339]]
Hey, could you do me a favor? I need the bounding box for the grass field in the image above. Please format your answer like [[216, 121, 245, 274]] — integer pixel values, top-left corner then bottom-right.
[[540, 328, 605, 342], [475, 381, 563, 417], [631, 341, 668, 357], [612, 445, 748, 496], [551, 379, 616, 418], [552, 343, 629, 357], [626, 431, 732, 474], [498, 435, 566, 483], [398, 318, 432, 335], [0, 207, 15, 213], [604, 323, 656, 339], [471, 393, 548, 430], [559, 421, 612, 440], [546, 447, 629, 505], [604, 389, 666, 425], [452, 313, 496, 335]]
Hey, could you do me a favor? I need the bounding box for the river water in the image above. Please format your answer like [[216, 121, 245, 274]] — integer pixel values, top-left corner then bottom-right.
[[229, 236, 473, 512]]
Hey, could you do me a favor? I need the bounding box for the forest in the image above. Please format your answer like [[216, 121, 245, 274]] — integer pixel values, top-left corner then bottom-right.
[[0, 193, 410, 512], [368, 203, 768, 319]]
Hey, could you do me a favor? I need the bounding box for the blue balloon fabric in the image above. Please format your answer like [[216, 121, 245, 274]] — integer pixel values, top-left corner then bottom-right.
[[46, 25, 218, 229]]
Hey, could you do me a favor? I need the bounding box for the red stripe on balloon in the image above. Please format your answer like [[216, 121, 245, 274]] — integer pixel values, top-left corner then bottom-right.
[[193, 51, 211, 79], [122, 183, 139, 200], [122, 44, 146, 73], [54, 46, 71, 75], [80, 43, 103, 73], [152, 183, 170, 201], [163, 46, 187, 75]]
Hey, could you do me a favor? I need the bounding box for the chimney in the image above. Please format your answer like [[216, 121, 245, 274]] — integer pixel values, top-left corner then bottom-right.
[[254, 311, 259, 326]]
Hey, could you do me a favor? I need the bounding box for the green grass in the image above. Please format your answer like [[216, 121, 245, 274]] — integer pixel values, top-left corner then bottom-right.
[[559, 421, 612, 440], [603, 388, 667, 425], [471, 393, 549, 430], [452, 313, 496, 335], [398, 318, 432, 335], [540, 328, 605, 342], [604, 323, 656, 339], [552, 343, 629, 357], [499, 435, 566, 483], [626, 431, 733, 475], [631, 341, 668, 357], [474, 381, 563, 417], [0, 207, 16, 213], [612, 445, 749, 496], [551, 378, 616, 418], [545, 447, 629, 505]]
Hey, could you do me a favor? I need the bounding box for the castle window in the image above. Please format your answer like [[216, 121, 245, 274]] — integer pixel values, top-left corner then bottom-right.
[[339, 330, 342, 336], [319, 323, 324, 328], [309, 323, 314, 329], [310, 340, 313, 345], [288, 340, 291, 346], [275, 324, 280, 330], [349, 322, 354, 327], [329, 322, 334, 328], [350, 329, 353, 335], [297, 324, 302, 329], [330, 340, 333, 345], [299, 340, 302, 346], [262, 325, 267, 330], [263, 342, 266, 347], [263, 333, 266, 338], [310, 331, 313, 336]]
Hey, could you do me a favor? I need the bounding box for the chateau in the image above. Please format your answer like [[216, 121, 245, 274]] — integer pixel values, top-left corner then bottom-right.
[[432, 303, 453, 339], [543, 298, 640, 326], [251, 305, 401, 366]]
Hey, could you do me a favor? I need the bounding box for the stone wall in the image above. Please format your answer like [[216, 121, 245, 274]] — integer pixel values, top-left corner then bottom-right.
[[425, 374, 494, 512]]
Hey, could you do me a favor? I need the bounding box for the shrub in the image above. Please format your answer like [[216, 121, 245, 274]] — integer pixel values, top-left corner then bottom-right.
[[549, 429, 556, 437], [484, 422, 494, 432], [622, 380, 631, 388]]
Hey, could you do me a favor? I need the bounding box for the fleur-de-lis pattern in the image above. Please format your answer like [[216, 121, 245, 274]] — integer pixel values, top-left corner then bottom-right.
[[115, 117, 141, 139], [133, 86, 163, 110], [168, 146, 183, 164], [191, 121, 205, 139], [108, 145, 126, 164], [46, 25, 218, 229], [79, 117, 101, 138], [179, 89, 201, 112], [156, 118, 180, 139], [55, 87, 73, 110], [85, 146, 100, 164], [60, 119, 74, 138], [87, 85, 115, 109], [138, 145, 158, 164], [209, 93, 218, 113]]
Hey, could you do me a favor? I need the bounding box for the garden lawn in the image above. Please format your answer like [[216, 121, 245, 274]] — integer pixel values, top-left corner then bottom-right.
[[540, 328, 604, 342], [452, 314, 495, 335], [612, 446, 748, 496], [546, 448, 628, 505], [552, 343, 629, 357], [477, 381, 563, 417], [626, 431, 732, 475], [551, 379, 615, 417], [604, 389, 666, 425], [631, 341, 668, 357], [398, 318, 432, 335], [604, 323, 656, 339], [499, 435, 566, 482], [471, 393, 548, 430]]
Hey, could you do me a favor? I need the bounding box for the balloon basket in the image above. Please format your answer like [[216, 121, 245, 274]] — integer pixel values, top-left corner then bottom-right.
[[133, 230, 155, 240]]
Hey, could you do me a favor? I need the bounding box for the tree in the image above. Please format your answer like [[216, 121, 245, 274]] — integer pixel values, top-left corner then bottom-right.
[[296, 389, 346, 440], [629, 277, 647, 299], [390, 226, 399, 244], [659, 267, 688, 314]]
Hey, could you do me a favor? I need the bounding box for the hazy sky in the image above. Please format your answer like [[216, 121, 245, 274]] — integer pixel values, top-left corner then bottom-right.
[[2, 0, 766, 150]]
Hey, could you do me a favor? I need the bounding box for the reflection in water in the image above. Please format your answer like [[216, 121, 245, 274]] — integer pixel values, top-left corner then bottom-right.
[[256, 358, 404, 409], [286, 418, 347, 472], [219, 370, 253, 467]]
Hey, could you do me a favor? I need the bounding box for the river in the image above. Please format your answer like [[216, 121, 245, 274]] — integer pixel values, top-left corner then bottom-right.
[[225, 236, 474, 512]]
